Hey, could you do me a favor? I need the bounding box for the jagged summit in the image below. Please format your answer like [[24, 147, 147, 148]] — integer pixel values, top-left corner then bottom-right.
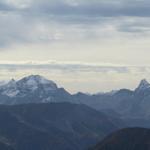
[[9, 79, 15, 82], [6, 79, 16, 86], [135, 79, 150, 92]]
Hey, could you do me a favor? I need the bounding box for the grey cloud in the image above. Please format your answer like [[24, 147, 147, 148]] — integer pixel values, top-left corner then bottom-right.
[[0, 61, 138, 74], [0, 0, 27, 13], [12, 0, 150, 35], [121, 0, 150, 17], [3, 0, 150, 20], [1, 62, 150, 77], [0, 2, 14, 12], [22, 0, 150, 18], [117, 18, 150, 33], [0, 0, 150, 47]]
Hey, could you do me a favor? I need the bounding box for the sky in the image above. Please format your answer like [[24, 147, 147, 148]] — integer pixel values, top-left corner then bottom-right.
[[0, 0, 150, 93]]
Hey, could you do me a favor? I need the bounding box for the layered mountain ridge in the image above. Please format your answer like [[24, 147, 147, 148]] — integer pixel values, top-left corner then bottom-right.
[[74, 78, 150, 124], [1, 75, 150, 127], [0, 75, 150, 149], [1, 75, 150, 105]]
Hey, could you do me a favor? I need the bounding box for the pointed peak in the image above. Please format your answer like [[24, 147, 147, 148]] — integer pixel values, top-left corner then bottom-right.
[[10, 78, 16, 82], [136, 79, 150, 91], [139, 79, 150, 87], [7, 78, 16, 85]]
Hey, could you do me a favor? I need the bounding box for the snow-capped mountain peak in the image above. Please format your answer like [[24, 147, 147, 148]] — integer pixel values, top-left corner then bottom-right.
[[1, 79, 18, 97], [23, 75, 53, 84], [0, 75, 59, 99], [135, 79, 150, 92], [17, 75, 58, 91], [8, 79, 16, 85], [3, 79, 17, 89]]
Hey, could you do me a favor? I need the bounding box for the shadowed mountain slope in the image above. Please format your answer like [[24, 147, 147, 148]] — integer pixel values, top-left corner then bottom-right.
[[0, 102, 119, 150], [91, 128, 150, 150]]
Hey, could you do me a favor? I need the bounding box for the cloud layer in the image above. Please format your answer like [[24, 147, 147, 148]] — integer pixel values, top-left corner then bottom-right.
[[0, 61, 149, 93], [0, 0, 150, 47]]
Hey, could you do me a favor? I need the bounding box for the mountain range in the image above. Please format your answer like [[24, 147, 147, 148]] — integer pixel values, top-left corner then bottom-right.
[[0, 75, 150, 149], [1, 75, 150, 127], [73, 79, 150, 127]]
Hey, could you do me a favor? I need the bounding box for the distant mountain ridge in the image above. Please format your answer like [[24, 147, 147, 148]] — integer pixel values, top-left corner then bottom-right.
[[1, 75, 150, 127], [1, 75, 150, 105], [74, 78, 150, 125]]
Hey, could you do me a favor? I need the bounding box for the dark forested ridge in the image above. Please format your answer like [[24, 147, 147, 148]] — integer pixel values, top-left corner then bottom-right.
[[91, 128, 150, 150], [0, 102, 119, 150]]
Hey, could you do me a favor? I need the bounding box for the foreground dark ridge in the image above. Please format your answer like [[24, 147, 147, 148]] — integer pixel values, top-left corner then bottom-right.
[[0, 102, 119, 150], [91, 128, 150, 150]]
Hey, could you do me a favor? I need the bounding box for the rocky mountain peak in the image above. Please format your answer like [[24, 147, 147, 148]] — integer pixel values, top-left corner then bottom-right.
[[135, 79, 150, 92]]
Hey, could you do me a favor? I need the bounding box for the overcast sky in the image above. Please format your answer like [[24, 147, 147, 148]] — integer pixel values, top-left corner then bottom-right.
[[0, 0, 150, 93]]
